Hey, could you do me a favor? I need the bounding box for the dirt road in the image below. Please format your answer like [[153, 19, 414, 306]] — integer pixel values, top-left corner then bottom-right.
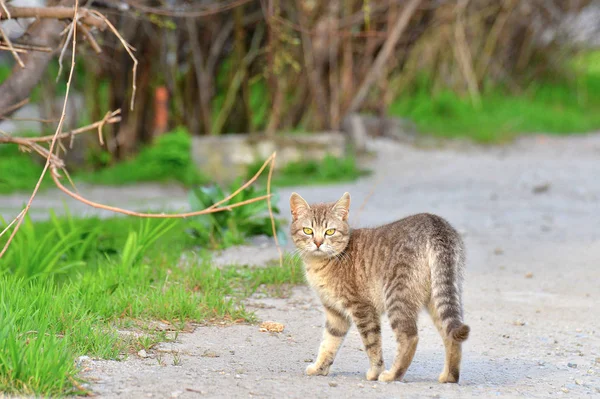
[[3, 134, 600, 398]]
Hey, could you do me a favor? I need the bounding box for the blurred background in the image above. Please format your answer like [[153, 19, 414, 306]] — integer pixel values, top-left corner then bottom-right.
[[1, 0, 600, 188], [1, 1, 600, 397]]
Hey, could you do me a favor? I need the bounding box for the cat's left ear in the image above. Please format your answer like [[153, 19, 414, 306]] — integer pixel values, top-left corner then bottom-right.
[[290, 192, 310, 221], [332, 192, 351, 221]]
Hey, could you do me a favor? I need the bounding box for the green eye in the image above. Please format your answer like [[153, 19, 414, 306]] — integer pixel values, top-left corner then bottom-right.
[[303, 227, 313, 235], [325, 229, 336, 236]]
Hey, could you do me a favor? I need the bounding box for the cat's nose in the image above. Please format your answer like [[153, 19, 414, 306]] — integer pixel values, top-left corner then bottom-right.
[[314, 239, 323, 249]]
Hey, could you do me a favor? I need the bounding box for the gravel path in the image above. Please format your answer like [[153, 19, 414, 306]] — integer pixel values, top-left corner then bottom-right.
[[2, 134, 600, 398]]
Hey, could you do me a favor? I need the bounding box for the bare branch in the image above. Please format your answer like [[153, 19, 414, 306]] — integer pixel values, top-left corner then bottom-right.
[[0, 0, 81, 258], [0, 25, 25, 67], [1, 6, 107, 30], [0, 110, 121, 143], [89, 10, 138, 110], [0, 1, 11, 19], [346, 0, 421, 115]]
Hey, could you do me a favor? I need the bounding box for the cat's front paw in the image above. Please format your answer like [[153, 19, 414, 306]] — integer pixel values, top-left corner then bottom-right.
[[377, 370, 397, 382], [306, 363, 329, 376], [366, 365, 384, 381]]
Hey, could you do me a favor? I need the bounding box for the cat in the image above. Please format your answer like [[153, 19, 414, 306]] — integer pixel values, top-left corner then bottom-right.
[[289, 192, 470, 383]]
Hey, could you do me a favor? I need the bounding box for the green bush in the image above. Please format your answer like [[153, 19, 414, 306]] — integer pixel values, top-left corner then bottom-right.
[[248, 154, 369, 187], [389, 57, 600, 143], [81, 127, 206, 186], [188, 180, 286, 248]]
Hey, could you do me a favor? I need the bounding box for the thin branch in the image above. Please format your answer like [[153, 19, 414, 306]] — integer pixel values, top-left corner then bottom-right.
[[121, 0, 253, 17], [266, 153, 283, 267], [0, 210, 25, 241], [0, 110, 121, 143], [0, 98, 30, 118], [0, 1, 11, 19], [57, 21, 75, 82], [7, 42, 53, 53], [0, 26, 25, 68], [0, 45, 28, 53], [78, 21, 102, 54], [346, 0, 421, 115], [89, 10, 138, 110], [1, 6, 106, 30], [0, 0, 80, 259], [50, 170, 272, 218]]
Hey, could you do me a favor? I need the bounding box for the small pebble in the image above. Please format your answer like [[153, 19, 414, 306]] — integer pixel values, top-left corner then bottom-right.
[[234, 374, 242, 379], [137, 349, 148, 358], [525, 272, 534, 279], [357, 383, 364, 388], [304, 358, 313, 363], [561, 387, 569, 393], [201, 350, 220, 358], [567, 363, 577, 368], [494, 248, 504, 255], [575, 379, 583, 386], [329, 382, 338, 387], [596, 357, 600, 364]]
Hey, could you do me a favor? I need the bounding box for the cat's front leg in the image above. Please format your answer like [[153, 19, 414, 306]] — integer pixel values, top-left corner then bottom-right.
[[350, 303, 385, 381], [306, 306, 351, 376]]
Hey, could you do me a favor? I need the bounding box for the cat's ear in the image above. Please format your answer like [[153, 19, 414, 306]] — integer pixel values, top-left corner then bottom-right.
[[332, 192, 351, 221], [290, 192, 310, 220]]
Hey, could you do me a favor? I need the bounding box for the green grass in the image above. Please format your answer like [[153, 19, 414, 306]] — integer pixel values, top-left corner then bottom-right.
[[0, 143, 53, 194], [248, 154, 370, 187], [79, 127, 207, 186], [0, 127, 206, 194], [0, 213, 303, 396], [389, 53, 600, 143]]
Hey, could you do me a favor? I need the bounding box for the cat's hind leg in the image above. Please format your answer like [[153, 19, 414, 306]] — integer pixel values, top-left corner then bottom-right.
[[378, 292, 420, 382], [306, 306, 351, 376], [427, 301, 464, 383]]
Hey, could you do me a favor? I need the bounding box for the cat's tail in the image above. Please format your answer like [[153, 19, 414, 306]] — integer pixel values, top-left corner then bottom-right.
[[429, 235, 470, 343]]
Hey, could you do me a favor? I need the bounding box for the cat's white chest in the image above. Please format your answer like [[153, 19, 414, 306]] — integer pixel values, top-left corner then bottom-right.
[[304, 265, 344, 310]]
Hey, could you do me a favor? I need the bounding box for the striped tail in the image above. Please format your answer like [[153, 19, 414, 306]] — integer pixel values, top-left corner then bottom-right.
[[430, 240, 470, 343]]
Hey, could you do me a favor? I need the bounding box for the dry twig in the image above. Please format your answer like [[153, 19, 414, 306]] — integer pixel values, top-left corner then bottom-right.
[[0, 0, 81, 258], [0, 26, 25, 68], [0, 1, 11, 19], [1, 6, 106, 30], [89, 10, 137, 110]]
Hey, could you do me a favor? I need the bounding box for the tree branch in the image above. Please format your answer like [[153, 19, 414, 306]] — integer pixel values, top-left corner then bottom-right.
[[345, 0, 421, 115], [1, 6, 107, 30]]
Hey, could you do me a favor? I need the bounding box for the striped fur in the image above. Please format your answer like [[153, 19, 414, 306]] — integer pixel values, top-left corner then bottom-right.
[[290, 192, 470, 383]]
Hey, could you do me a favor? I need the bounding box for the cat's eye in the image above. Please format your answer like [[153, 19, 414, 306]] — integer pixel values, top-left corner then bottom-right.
[[303, 227, 313, 235], [325, 229, 336, 236]]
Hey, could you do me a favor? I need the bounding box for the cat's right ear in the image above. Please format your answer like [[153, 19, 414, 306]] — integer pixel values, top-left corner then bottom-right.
[[290, 192, 310, 221]]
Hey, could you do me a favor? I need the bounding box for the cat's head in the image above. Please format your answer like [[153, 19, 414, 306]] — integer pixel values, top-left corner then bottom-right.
[[289, 192, 351, 259]]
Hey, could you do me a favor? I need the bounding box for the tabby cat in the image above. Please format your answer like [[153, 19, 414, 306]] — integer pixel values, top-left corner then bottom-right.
[[290, 192, 470, 383]]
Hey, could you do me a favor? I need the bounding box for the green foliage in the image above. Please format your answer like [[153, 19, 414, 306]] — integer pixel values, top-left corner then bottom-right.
[[81, 127, 206, 186], [0, 144, 51, 194], [0, 211, 302, 396], [248, 154, 369, 187], [0, 127, 206, 194], [188, 180, 286, 248], [389, 57, 600, 143]]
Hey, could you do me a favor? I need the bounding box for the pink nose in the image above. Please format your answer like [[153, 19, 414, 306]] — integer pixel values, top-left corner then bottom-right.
[[314, 240, 323, 249]]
